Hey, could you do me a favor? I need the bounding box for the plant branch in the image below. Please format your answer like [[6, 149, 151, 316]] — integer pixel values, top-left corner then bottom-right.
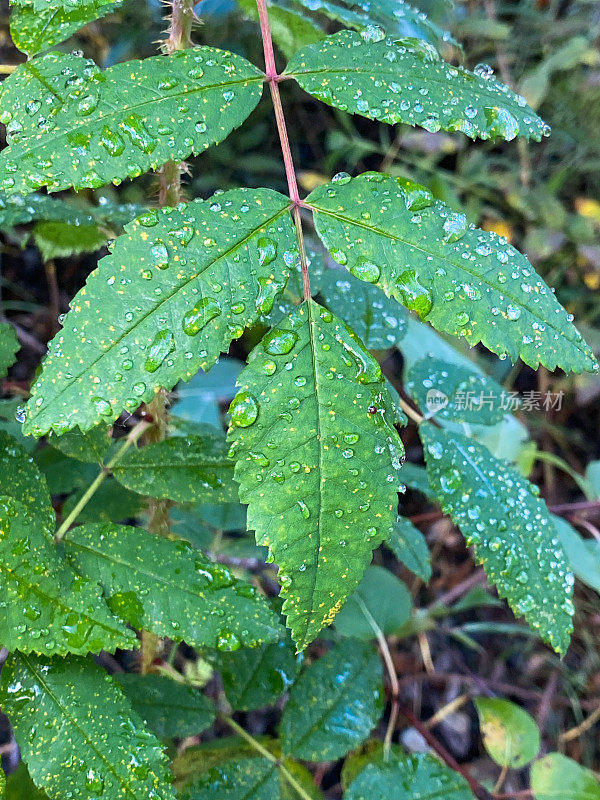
[[54, 419, 151, 542], [256, 0, 310, 300], [221, 715, 316, 800]]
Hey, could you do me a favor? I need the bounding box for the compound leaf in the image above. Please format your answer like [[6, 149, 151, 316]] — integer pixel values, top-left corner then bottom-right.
[[307, 173, 597, 372], [63, 522, 281, 649], [179, 758, 279, 800], [474, 697, 540, 769], [0, 496, 135, 655], [421, 422, 575, 654], [0, 652, 176, 800], [238, 0, 324, 59], [287, 0, 456, 50], [0, 323, 19, 379], [280, 639, 383, 761], [217, 638, 302, 711], [10, 0, 123, 56], [319, 268, 408, 349], [286, 30, 547, 141], [0, 48, 264, 195], [115, 674, 216, 739], [112, 433, 238, 504], [227, 299, 404, 648], [23, 188, 296, 437], [345, 750, 475, 799]]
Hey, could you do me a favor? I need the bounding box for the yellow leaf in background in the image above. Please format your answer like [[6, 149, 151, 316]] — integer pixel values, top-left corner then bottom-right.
[[482, 218, 513, 242], [584, 273, 600, 290], [298, 171, 329, 192], [575, 197, 600, 223]]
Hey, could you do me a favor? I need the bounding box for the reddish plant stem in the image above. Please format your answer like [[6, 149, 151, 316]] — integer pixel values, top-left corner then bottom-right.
[[398, 702, 493, 800], [256, 0, 310, 299]]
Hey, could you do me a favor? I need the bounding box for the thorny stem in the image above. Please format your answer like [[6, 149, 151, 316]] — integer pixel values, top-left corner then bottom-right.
[[222, 716, 316, 800], [256, 0, 311, 300], [54, 420, 151, 542], [141, 0, 196, 673]]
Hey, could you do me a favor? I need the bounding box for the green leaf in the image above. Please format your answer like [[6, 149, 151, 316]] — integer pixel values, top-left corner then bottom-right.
[[112, 433, 238, 503], [553, 514, 600, 593], [421, 422, 575, 654], [386, 515, 431, 580], [287, 0, 456, 50], [0, 429, 55, 530], [63, 522, 281, 649], [260, 249, 324, 328], [0, 48, 264, 195], [227, 299, 404, 648], [319, 268, 408, 349], [32, 220, 108, 261], [406, 355, 505, 424], [1, 652, 176, 800], [345, 750, 475, 799], [398, 462, 435, 498], [10, 0, 123, 57], [180, 758, 279, 800], [238, 0, 324, 59], [23, 188, 296, 437], [0, 323, 19, 378], [0, 496, 135, 655], [48, 424, 111, 463], [286, 30, 547, 141], [474, 697, 540, 768], [585, 460, 600, 499], [307, 173, 597, 372], [531, 753, 600, 800], [5, 762, 49, 799], [115, 674, 216, 739], [281, 639, 383, 761], [0, 190, 141, 234], [218, 638, 302, 711], [334, 564, 412, 638], [62, 477, 144, 523]]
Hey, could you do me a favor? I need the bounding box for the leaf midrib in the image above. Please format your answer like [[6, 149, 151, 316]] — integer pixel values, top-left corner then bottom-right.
[[308, 202, 587, 356], [10, 72, 264, 152], [286, 58, 534, 120], [285, 651, 375, 753], [17, 653, 159, 800], [66, 533, 241, 606], [29, 202, 291, 422], [1, 559, 132, 646]]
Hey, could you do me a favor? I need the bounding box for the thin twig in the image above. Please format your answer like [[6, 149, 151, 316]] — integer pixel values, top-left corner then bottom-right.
[[222, 715, 317, 800], [559, 702, 600, 743], [54, 419, 150, 541], [358, 598, 399, 760]]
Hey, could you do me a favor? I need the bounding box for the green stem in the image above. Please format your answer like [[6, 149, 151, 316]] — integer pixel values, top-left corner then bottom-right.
[[534, 450, 592, 499], [54, 420, 151, 542], [221, 716, 316, 800]]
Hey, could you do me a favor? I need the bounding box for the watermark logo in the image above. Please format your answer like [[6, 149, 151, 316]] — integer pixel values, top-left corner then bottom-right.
[[426, 388, 449, 414], [424, 388, 564, 415]]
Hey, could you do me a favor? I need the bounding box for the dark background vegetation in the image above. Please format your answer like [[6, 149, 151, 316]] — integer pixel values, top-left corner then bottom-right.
[[1, 0, 600, 795]]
